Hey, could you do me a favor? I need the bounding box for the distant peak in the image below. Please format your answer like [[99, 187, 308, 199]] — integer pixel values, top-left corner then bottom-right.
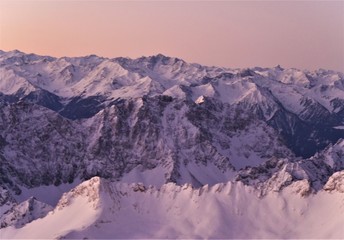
[[237, 68, 256, 77], [143, 53, 171, 61], [154, 53, 168, 58], [275, 64, 284, 71], [85, 54, 102, 59], [0, 49, 25, 56], [146, 53, 185, 66], [8, 49, 24, 54]]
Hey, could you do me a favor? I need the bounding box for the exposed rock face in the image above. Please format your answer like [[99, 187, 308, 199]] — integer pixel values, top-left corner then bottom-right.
[[0, 196, 52, 228], [324, 171, 344, 193], [236, 139, 344, 195], [0, 187, 17, 214]]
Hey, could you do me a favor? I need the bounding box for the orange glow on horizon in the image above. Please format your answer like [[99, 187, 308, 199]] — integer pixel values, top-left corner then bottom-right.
[[0, 1, 343, 71]]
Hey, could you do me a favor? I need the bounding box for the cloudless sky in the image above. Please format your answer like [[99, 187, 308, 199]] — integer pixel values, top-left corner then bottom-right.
[[0, 0, 343, 71]]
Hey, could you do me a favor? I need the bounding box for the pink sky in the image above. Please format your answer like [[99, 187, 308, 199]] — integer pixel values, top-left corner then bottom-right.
[[0, 1, 343, 71]]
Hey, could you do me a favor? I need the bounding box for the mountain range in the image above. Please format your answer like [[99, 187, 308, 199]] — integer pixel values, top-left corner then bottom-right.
[[0, 50, 343, 238]]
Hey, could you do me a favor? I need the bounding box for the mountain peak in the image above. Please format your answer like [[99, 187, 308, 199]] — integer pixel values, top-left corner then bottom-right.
[[56, 177, 102, 210], [0, 196, 53, 228]]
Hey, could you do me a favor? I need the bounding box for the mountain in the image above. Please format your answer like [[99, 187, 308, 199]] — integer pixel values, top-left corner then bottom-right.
[[0, 50, 343, 238], [1, 175, 344, 239]]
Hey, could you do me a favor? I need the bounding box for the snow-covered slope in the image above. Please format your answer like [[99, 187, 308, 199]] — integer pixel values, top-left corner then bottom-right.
[[1, 176, 343, 239]]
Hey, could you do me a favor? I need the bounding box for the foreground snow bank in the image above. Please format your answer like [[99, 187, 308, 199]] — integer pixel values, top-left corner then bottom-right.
[[1, 176, 343, 239]]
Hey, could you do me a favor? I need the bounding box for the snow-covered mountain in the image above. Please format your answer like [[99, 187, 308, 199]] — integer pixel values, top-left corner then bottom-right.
[[2, 175, 344, 239], [0, 50, 343, 238]]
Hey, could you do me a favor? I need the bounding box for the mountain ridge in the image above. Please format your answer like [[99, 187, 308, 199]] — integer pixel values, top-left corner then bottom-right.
[[2, 173, 344, 238]]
